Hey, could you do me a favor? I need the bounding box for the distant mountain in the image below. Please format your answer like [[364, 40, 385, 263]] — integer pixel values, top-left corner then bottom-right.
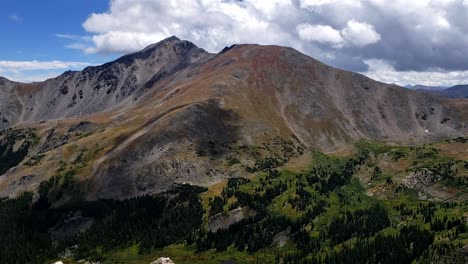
[[433, 84, 468, 99], [0, 36, 467, 199], [405, 84, 447, 91], [411, 84, 468, 99]]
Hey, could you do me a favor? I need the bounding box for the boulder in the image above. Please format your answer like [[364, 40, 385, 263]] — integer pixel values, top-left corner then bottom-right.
[[151, 257, 175, 264]]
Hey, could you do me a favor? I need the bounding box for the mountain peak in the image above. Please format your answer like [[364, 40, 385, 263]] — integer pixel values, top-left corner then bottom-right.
[[165, 35, 181, 42], [140, 36, 182, 51], [0, 76, 13, 85], [114, 36, 206, 67]]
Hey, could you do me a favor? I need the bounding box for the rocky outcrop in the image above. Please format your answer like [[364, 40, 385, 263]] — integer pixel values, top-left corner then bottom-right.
[[403, 168, 442, 189], [50, 212, 94, 239], [208, 207, 256, 232], [402, 168, 456, 201], [151, 257, 175, 264]]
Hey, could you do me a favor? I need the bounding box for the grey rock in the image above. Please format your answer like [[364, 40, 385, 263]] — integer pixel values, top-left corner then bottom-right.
[[151, 257, 175, 264]]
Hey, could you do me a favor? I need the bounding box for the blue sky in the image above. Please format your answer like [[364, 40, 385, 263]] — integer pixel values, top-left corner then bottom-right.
[[1, 0, 109, 61], [0, 0, 467, 86], [0, 0, 113, 81]]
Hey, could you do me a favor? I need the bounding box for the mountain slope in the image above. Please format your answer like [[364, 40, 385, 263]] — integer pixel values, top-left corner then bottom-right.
[[407, 84, 447, 91], [434, 84, 468, 98], [0, 37, 467, 199], [0, 36, 212, 129], [412, 84, 468, 99]]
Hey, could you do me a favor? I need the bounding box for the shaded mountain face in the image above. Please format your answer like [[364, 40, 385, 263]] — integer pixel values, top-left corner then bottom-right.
[[406, 84, 447, 91], [0, 37, 467, 199], [430, 85, 468, 99]]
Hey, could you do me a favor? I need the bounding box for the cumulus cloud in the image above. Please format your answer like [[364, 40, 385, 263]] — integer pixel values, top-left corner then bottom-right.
[[297, 20, 380, 48], [296, 24, 343, 46], [299, 0, 362, 9], [84, 32, 169, 54], [57, 0, 468, 85], [363, 59, 468, 86], [79, 0, 299, 54], [341, 20, 380, 47]]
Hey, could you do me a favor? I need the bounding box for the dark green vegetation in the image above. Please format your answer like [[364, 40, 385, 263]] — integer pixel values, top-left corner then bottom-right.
[[0, 128, 38, 174], [0, 184, 206, 264], [0, 139, 467, 263]]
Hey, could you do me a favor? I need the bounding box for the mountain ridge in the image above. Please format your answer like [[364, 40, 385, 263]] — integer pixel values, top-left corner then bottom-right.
[[424, 84, 468, 99], [406, 83, 468, 99], [0, 36, 467, 199]]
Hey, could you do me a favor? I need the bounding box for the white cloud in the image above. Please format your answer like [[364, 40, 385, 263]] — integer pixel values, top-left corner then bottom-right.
[[0, 61, 91, 83], [363, 59, 468, 86], [79, 0, 302, 54], [78, 0, 379, 54], [434, 15, 450, 29], [56, 34, 91, 41], [300, 0, 361, 9], [341, 20, 381, 47], [299, 0, 335, 7], [0, 61, 90, 71], [84, 32, 169, 54], [297, 20, 380, 48], [296, 24, 343, 46], [1, 71, 65, 83]]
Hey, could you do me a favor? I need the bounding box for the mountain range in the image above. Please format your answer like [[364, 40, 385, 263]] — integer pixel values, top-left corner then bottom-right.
[[423, 84, 468, 99], [0, 36, 467, 200], [1, 36, 468, 264], [406, 84, 468, 99], [405, 84, 448, 91]]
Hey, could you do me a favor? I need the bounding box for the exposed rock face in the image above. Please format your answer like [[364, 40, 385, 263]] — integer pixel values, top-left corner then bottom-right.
[[403, 168, 442, 189], [0, 36, 212, 130], [0, 36, 467, 199], [50, 212, 94, 239], [402, 168, 456, 201], [208, 207, 255, 232]]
